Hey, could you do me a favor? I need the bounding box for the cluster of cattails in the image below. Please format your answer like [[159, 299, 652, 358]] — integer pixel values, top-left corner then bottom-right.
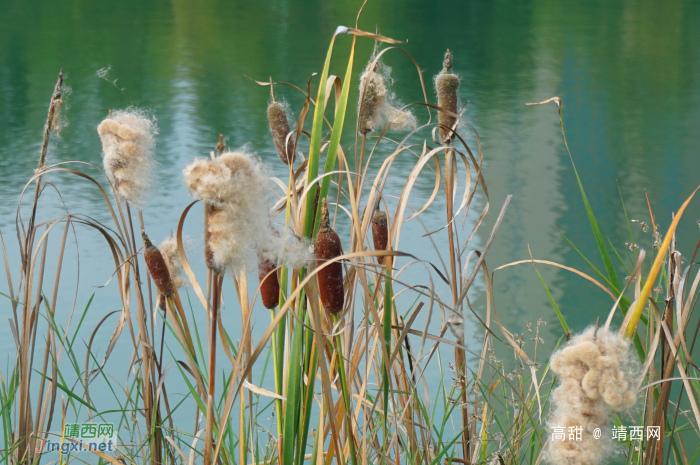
[[98, 109, 157, 205], [314, 199, 344, 314], [358, 61, 417, 135], [435, 49, 460, 143], [546, 326, 639, 465]]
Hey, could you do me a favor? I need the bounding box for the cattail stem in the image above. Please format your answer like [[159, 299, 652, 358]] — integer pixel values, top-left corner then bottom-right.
[[203, 273, 222, 465], [444, 146, 470, 461], [128, 203, 161, 465], [332, 313, 359, 465], [381, 264, 393, 461], [25, 71, 64, 262], [355, 133, 367, 198]]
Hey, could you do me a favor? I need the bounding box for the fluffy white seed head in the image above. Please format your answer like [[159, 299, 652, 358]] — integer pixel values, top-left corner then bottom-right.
[[98, 108, 157, 205], [184, 149, 311, 272], [546, 326, 640, 465], [358, 63, 416, 134]]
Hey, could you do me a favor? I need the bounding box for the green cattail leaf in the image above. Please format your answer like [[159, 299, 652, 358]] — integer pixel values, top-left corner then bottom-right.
[[528, 97, 621, 293], [303, 33, 339, 239], [311, 36, 357, 239]]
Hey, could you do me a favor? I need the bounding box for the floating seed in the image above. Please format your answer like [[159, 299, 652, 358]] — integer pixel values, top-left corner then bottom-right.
[[314, 199, 344, 314], [435, 49, 460, 143]]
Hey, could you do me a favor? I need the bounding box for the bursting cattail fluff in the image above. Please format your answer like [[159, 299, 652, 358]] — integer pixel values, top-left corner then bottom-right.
[[98, 109, 157, 205], [314, 199, 344, 314], [158, 232, 186, 289], [268, 100, 295, 165], [184, 149, 312, 273], [546, 326, 639, 465], [142, 232, 173, 298], [358, 62, 416, 134], [435, 49, 460, 143]]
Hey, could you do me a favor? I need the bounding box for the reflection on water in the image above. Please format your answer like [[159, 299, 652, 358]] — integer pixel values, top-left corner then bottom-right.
[[1, 0, 699, 421]]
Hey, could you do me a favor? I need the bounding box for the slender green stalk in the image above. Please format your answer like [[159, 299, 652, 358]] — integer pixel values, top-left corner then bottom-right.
[[382, 259, 393, 461], [333, 314, 358, 465]]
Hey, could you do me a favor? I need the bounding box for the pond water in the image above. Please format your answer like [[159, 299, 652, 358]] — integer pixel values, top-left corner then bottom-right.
[[1, 0, 699, 457]]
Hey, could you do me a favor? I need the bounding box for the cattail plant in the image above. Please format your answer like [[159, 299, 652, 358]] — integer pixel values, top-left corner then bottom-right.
[[546, 326, 638, 465], [184, 149, 274, 272], [435, 49, 460, 143], [314, 199, 344, 314], [153, 232, 186, 309], [142, 231, 174, 298], [98, 108, 157, 205], [268, 90, 295, 165]]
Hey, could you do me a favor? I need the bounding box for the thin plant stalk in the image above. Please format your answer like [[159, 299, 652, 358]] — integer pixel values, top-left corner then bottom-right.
[[381, 255, 393, 461], [203, 273, 222, 465], [333, 314, 358, 465], [445, 146, 470, 461]]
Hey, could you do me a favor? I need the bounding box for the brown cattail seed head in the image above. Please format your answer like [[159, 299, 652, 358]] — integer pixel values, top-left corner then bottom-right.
[[314, 199, 344, 314], [142, 231, 174, 298], [435, 49, 460, 144], [258, 254, 280, 309], [268, 101, 295, 165], [371, 210, 389, 251]]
